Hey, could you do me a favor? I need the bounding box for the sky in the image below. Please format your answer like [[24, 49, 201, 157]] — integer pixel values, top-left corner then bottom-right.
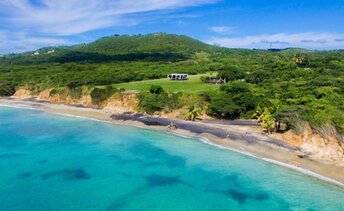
[[0, 0, 344, 54]]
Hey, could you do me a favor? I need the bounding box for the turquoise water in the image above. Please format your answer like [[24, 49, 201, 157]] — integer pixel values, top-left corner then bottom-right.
[[0, 107, 344, 211]]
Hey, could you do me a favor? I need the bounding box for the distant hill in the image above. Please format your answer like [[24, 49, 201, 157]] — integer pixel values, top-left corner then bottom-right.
[[1, 33, 226, 64], [74, 33, 220, 55], [2, 33, 342, 65]]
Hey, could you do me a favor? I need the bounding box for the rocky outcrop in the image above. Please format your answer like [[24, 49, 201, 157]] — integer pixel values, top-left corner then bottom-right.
[[36, 88, 93, 106], [299, 126, 344, 166], [13, 88, 138, 114], [271, 125, 344, 166], [102, 93, 138, 114], [13, 88, 32, 98]]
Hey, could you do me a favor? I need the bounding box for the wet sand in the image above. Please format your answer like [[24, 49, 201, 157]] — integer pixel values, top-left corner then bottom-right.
[[1, 97, 344, 188]]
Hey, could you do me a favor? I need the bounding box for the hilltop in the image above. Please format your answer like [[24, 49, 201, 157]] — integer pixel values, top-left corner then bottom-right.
[[74, 33, 221, 55], [1, 33, 226, 64]]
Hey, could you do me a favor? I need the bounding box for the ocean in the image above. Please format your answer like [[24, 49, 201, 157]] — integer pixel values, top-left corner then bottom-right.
[[0, 106, 344, 210]]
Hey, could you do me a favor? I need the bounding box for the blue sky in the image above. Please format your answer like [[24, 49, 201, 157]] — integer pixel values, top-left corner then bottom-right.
[[0, 0, 344, 53]]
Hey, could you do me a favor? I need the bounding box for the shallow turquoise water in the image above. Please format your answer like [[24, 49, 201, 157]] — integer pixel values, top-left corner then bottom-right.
[[0, 106, 344, 211]]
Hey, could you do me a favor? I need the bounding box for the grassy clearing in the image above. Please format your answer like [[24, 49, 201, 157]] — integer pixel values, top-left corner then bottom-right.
[[113, 74, 219, 93]]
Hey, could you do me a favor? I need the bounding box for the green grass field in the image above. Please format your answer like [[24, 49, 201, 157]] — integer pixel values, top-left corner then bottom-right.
[[113, 74, 220, 93]]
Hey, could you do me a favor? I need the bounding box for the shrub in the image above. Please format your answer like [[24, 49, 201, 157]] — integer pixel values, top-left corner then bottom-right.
[[138, 85, 184, 114], [165, 92, 183, 111], [258, 108, 276, 134], [184, 104, 202, 121], [149, 85, 165, 94], [90, 86, 118, 104], [0, 82, 16, 96], [220, 82, 257, 113], [200, 76, 210, 83], [207, 93, 241, 119], [199, 92, 211, 102], [218, 65, 246, 82], [245, 70, 270, 84], [49, 88, 60, 97], [138, 93, 165, 114], [67, 81, 84, 89], [68, 86, 83, 99]]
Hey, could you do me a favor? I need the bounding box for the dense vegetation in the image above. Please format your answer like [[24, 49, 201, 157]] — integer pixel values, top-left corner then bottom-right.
[[0, 33, 221, 93], [0, 33, 343, 136]]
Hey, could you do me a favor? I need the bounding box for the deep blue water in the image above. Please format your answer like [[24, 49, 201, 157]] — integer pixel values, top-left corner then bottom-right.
[[0, 106, 344, 211]]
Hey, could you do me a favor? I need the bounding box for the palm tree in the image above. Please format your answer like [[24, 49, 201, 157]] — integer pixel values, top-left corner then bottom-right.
[[293, 53, 303, 65], [184, 105, 202, 121], [258, 108, 276, 134], [252, 106, 263, 119]]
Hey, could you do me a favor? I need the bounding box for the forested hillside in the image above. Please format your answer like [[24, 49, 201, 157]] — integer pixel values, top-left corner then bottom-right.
[[0, 33, 224, 88], [0, 33, 343, 137]]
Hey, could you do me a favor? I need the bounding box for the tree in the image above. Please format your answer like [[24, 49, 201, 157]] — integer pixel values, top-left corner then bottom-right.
[[184, 104, 202, 121], [193, 51, 211, 64], [207, 94, 241, 119], [218, 65, 245, 82], [258, 108, 276, 134], [293, 53, 309, 67], [245, 70, 270, 84], [220, 82, 257, 113], [90, 86, 118, 104], [0, 82, 16, 96], [252, 106, 263, 119], [138, 93, 164, 114], [149, 85, 165, 94], [138, 85, 168, 114]]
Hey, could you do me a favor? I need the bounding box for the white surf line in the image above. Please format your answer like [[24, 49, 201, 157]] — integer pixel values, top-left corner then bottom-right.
[[0, 103, 38, 110], [168, 130, 344, 188], [0, 100, 149, 130], [2, 100, 344, 189], [196, 136, 344, 189], [53, 112, 146, 129], [52, 112, 111, 123], [166, 131, 196, 140]]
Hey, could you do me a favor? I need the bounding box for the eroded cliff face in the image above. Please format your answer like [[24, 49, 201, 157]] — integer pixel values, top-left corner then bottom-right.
[[13, 88, 32, 98], [102, 93, 138, 113], [36, 88, 93, 106], [271, 125, 344, 166], [299, 126, 344, 166], [13, 88, 138, 114]]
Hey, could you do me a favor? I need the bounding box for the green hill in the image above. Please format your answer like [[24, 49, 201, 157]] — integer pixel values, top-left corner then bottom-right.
[[74, 33, 220, 55], [0, 33, 226, 90], [1, 33, 225, 64]]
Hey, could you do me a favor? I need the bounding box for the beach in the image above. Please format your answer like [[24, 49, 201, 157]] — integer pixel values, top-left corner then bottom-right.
[[1, 97, 344, 188]]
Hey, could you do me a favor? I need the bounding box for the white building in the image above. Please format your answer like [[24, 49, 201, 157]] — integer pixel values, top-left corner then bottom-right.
[[167, 73, 189, 80]]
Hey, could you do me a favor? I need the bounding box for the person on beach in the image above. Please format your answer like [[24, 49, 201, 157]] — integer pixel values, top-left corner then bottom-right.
[[168, 122, 177, 130]]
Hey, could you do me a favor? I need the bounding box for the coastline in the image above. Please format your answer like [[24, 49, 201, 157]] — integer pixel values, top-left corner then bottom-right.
[[1, 97, 344, 189]]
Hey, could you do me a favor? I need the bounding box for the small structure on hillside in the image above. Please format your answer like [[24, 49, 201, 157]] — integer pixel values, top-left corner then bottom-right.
[[209, 76, 226, 84], [167, 73, 189, 80], [203, 76, 226, 85]]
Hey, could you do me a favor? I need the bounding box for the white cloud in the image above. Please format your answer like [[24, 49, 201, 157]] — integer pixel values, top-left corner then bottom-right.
[[210, 26, 234, 34], [0, 0, 217, 53], [0, 31, 71, 54], [206, 33, 344, 49], [0, 0, 217, 36]]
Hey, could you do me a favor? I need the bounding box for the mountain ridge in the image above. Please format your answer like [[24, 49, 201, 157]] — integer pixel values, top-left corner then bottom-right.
[[3, 33, 340, 60]]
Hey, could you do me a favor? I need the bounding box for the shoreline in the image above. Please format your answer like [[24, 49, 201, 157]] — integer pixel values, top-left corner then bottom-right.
[[1, 98, 344, 189]]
